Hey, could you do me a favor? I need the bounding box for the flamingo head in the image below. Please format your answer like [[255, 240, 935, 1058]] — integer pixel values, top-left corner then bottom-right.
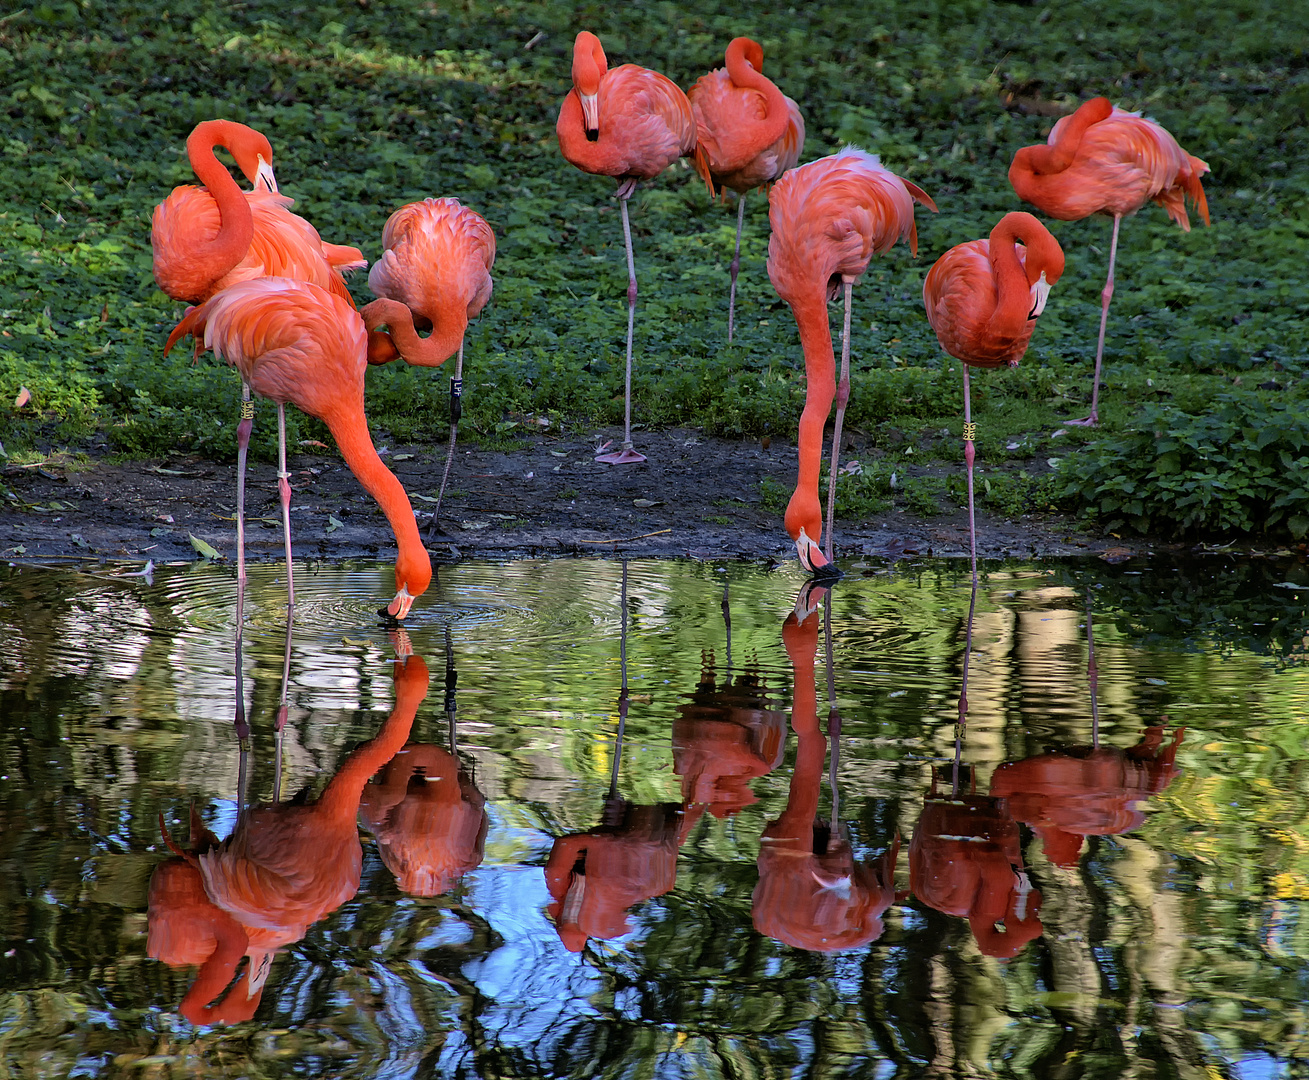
[[216, 121, 278, 194], [785, 489, 839, 578], [572, 31, 607, 139], [725, 36, 765, 77], [382, 546, 433, 622]]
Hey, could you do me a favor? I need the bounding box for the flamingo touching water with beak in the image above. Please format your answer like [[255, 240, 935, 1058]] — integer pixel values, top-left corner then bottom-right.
[[688, 36, 805, 342], [165, 277, 432, 630], [767, 147, 936, 575], [557, 30, 701, 464]]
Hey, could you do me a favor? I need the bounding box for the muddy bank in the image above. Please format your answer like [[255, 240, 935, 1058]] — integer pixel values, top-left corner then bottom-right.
[[0, 427, 1123, 567]]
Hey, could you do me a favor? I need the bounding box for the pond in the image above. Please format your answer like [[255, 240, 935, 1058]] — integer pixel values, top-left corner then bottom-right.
[[2, 555, 1309, 1079]]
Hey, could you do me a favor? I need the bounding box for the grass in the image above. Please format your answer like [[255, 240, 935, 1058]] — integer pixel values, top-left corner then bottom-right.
[[2, 0, 1307, 538]]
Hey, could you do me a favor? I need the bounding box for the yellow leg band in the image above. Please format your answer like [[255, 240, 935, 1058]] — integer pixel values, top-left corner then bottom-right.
[[963, 422, 976, 442]]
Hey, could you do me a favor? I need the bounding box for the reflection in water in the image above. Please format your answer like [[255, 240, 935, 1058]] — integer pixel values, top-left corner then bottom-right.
[[360, 629, 489, 896], [545, 562, 683, 953], [908, 578, 1044, 959], [5, 557, 1308, 1078], [148, 633, 428, 1022], [754, 584, 899, 951]]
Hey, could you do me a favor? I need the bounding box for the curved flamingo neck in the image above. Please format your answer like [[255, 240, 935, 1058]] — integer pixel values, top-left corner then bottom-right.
[[185, 121, 255, 288], [316, 657, 428, 816], [988, 213, 1062, 336], [724, 38, 790, 150], [362, 298, 466, 368], [320, 405, 431, 604], [1009, 97, 1113, 198]]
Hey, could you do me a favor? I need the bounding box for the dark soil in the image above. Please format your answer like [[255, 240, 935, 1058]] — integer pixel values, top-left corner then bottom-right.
[[0, 427, 1120, 567]]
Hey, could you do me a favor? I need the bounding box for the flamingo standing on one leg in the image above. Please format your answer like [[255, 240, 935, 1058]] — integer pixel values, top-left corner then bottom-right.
[[923, 212, 1065, 586], [165, 277, 432, 624], [767, 147, 936, 575], [688, 36, 804, 343], [557, 30, 700, 464], [361, 198, 496, 536], [152, 119, 368, 737], [1009, 97, 1209, 425]]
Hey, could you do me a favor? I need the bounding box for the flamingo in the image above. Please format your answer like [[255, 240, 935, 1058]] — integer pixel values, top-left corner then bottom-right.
[[164, 277, 432, 627], [923, 212, 1065, 584], [1009, 97, 1210, 425], [150, 652, 427, 1022], [361, 198, 496, 534], [151, 119, 366, 307], [688, 36, 805, 343], [767, 146, 936, 575], [557, 30, 700, 464]]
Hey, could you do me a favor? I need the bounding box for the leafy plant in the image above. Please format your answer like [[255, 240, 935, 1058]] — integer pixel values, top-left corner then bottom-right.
[[1060, 394, 1309, 538]]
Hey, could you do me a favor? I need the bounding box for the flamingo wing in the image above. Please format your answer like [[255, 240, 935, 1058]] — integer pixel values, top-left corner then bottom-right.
[[600, 64, 697, 178]]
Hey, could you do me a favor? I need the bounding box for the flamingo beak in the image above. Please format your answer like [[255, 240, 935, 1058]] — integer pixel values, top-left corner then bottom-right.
[[795, 527, 827, 574], [254, 155, 279, 194], [1028, 271, 1052, 320], [385, 584, 416, 621], [580, 92, 599, 140]]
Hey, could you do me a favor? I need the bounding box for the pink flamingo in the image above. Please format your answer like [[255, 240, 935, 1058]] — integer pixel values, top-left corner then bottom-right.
[[767, 147, 936, 574], [923, 212, 1065, 583], [361, 197, 496, 532], [557, 31, 700, 464], [688, 37, 804, 342], [1009, 98, 1210, 425]]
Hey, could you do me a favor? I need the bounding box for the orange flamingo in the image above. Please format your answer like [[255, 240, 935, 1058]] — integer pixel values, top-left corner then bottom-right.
[[767, 147, 936, 574], [165, 278, 432, 624], [990, 725, 1184, 867], [923, 212, 1065, 582], [361, 198, 496, 533], [689, 37, 804, 343], [909, 771, 1044, 959], [151, 119, 365, 307], [1009, 98, 1210, 425], [557, 30, 700, 464], [150, 653, 428, 1022], [753, 590, 900, 951]]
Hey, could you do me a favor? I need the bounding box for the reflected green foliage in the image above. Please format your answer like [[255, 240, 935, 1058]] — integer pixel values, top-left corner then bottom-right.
[[1, 0, 1307, 535], [2, 558, 1309, 1076]]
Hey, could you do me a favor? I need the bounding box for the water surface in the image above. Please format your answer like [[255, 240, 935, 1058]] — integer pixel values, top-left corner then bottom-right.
[[2, 556, 1308, 1079]]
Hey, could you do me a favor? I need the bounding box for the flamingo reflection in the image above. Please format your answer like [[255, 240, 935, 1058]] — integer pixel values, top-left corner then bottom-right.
[[148, 642, 428, 1022], [360, 629, 488, 896], [908, 580, 1044, 959], [674, 583, 786, 829], [544, 562, 683, 954], [752, 584, 899, 952]]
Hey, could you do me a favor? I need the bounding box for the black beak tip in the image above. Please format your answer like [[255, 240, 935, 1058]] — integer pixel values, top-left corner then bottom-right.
[[585, 129, 599, 142], [810, 562, 844, 584], [377, 606, 402, 627]]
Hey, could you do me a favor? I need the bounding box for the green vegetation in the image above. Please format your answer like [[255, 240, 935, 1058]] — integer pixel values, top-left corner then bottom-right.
[[2, 0, 1307, 537]]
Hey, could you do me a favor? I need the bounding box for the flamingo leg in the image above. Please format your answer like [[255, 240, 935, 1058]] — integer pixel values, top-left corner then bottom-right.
[[1069, 212, 1121, 427], [823, 280, 854, 563], [962, 365, 978, 589], [957, 575, 978, 737], [596, 192, 646, 465], [727, 193, 746, 344], [273, 616, 293, 802], [233, 383, 253, 748], [276, 403, 296, 622], [1086, 586, 1100, 746], [429, 343, 464, 541]]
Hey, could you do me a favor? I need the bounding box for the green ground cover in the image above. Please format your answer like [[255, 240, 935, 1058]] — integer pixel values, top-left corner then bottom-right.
[[2, 0, 1307, 537]]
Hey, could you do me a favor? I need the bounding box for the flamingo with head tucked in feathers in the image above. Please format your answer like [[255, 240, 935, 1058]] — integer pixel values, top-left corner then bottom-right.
[[689, 36, 804, 342], [923, 212, 1065, 585], [1009, 97, 1209, 425], [767, 147, 936, 576], [557, 30, 701, 464]]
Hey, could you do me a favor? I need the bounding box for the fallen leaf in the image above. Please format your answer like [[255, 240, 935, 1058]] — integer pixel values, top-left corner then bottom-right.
[[633, 498, 662, 508], [326, 515, 344, 533], [155, 514, 174, 524], [341, 636, 371, 647], [392, 453, 414, 460], [5, 545, 26, 555], [550, 450, 568, 458], [459, 520, 491, 531], [70, 533, 90, 549], [411, 493, 439, 503], [14, 387, 30, 409], [189, 534, 222, 560], [1274, 582, 1309, 590]]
